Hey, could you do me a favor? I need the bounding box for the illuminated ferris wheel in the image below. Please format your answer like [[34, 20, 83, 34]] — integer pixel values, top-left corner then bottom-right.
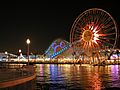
[[70, 8, 118, 56]]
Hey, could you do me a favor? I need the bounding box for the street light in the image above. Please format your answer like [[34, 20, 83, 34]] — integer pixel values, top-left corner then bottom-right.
[[5, 51, 7, 54], [19, 49, 21, 68], [26, 39, 30, 65], [5, 51, 8, 62], [5, 51, 9, 68]]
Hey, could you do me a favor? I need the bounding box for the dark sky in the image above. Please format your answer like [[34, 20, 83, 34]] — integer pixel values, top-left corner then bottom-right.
[[0, 0, 119, 54]]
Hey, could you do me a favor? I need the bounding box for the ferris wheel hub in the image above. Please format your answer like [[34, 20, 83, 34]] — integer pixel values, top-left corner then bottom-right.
[[82, 30, 93, 42]]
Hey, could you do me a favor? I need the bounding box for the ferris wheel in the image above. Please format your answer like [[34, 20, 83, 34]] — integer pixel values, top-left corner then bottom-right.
[[70, 8, 118, 56]]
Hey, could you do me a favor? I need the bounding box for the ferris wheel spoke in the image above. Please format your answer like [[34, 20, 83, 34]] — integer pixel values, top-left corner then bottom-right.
[[103, 16, 111, 25], [104, 26, 115, 32], [98, 32, 115, 37], [100, 37, 115, 43], [93, 15, 99, 25], [75, 28, 81, 33], [102, 40, 114, 47], [76, 23, 83, 29], [98, 38, 114, 47], [79, 17, 86, 27], [103, 28, 115, 34], [104, 21, 114, 29], [74, 37, 80, 41], [99, 36, 115, 41], [74, 31, 80, 35], [97, 16, 110, 30], [90, 12, 94, 23], [74, 33, 80, 36], [74, 34, 80, 38], [74, 35, 80, 39], [100, 11, 109, 22], [94, 11, 107, 26], [95, 13, 105, 26], [72, 39, 82, 45], [106, 32, 116, 36]]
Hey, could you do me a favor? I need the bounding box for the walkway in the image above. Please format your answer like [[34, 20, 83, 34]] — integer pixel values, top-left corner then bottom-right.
[[0, 65, 36, 88]]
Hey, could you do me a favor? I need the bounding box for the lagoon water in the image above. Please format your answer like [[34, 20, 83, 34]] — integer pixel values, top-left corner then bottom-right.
[[35, 64, 120, 90]]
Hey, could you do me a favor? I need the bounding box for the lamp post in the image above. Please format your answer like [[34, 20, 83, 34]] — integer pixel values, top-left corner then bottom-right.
[[5, 51, 9, 68], [5, 51, 8, 62], [19, 49, 21, 68], [5, 51, 8, 67], [5, 51, 8, 56], [26, 39, 30, 65]]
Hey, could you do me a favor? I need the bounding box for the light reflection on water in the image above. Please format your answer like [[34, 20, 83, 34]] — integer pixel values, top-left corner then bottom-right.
[[36, 64, 120, 90]]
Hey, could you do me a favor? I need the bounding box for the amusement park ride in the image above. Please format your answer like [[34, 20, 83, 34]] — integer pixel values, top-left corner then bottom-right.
[[45, 8, 119, 65], [70, 8, 119, 64]]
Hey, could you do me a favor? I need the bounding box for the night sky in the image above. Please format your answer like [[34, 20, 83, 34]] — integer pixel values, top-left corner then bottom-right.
[[0, 0, 119, 54]]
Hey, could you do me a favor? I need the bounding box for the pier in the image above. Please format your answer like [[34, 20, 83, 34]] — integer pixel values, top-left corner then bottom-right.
[[0, 65, 36, 89]]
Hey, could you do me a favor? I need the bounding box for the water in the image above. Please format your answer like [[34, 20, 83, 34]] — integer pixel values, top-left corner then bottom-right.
[[35, 64, 120, 90]]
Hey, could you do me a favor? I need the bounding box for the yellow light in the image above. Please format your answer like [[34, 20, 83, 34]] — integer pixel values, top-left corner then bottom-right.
[[5, 51, 8, 54], [26, 39, 30, 44], [82, 30, 93, 42], [81, 22, 108, 49], [19, 49, 21, 53]]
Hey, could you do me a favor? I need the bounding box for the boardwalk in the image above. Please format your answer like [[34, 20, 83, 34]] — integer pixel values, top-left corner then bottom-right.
[[0, 65, 36, 89]]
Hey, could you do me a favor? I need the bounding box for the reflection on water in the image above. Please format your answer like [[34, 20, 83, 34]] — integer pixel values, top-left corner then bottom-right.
[[36, 64, 120, 90]]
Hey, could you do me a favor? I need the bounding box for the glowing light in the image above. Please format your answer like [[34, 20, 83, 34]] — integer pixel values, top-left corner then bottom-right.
[[5, 51, 8, 54], [93, 26, 98, 32], [19, 49, 21, 53], [26, 39, 30, 44], [91, 26, 93, 30], [82, 30, 93, 42], [94, 33, 99, 38], [80, 22, 107, 49]]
